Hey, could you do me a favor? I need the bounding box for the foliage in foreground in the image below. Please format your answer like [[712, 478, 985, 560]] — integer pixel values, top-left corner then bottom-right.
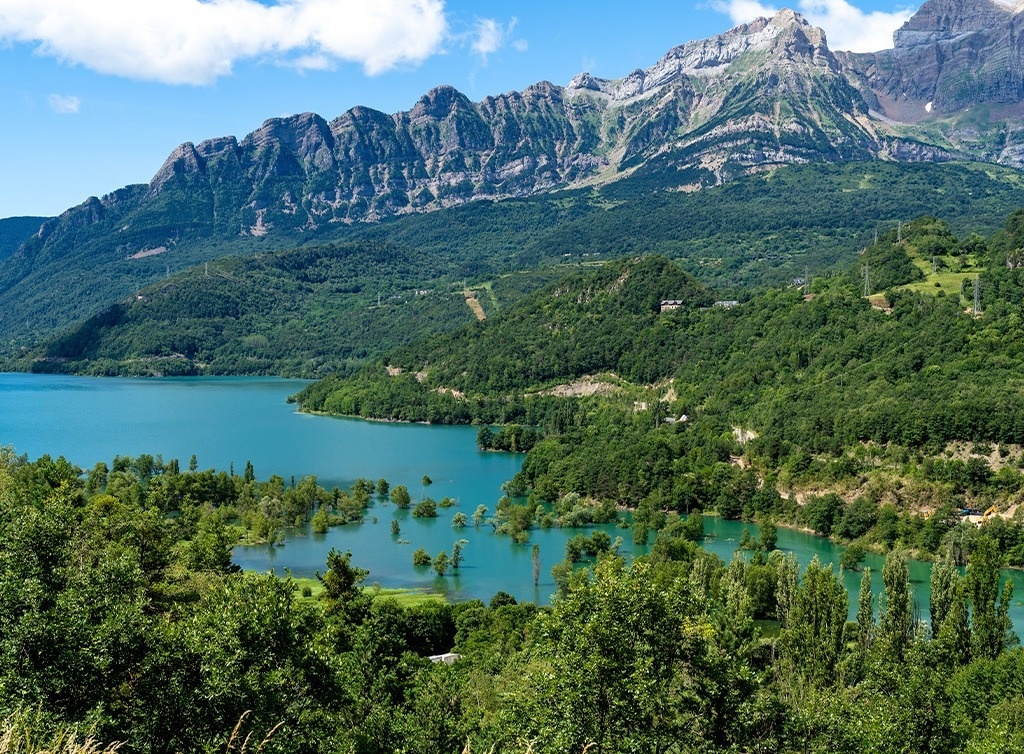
[[2, 448, 1024, 753]]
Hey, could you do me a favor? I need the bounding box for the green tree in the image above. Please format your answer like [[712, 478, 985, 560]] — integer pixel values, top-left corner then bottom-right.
[[413, 547, 432, 566], [930, 558, 960, 638], [311, 506, 329, 534], [451, 511, 468, 528], [531, 544, 541, 587], [412, 498, 438, 518], [472, 504, 487, 527], [391, 485, 411, 508], [840, 541, 867, 571], [317, 548, 369, 617], [495, 558, 722, 754], [451, 540, 467, 569], [967, 535, 1015, 660], [878, 550, 914, 662], [433, 550, 450, 576], [856, 566, 874, 652], [778, 556, 848, 687]]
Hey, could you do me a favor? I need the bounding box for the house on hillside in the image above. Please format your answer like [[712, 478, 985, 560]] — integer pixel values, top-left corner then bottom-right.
[[660, 300, 684, 313]]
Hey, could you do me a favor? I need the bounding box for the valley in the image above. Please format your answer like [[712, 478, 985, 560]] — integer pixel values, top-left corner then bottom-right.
[[6, 1, 1024, 752]]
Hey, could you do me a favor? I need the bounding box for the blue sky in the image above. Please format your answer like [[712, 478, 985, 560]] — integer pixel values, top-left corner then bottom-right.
[[0, 0, 920, 219]]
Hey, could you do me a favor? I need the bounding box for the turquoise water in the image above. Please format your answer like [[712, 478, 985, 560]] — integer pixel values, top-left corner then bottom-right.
[[4, 373, 1024, 629], [0, 373, 521, 492]]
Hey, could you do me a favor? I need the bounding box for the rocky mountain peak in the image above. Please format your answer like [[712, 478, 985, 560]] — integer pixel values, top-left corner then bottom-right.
[[991, 0, 1024, 13], [564, 9, 829, 103], [149, 142, 203, 193], [410, 85, 474, 120], [893, 0, 1015, 48]]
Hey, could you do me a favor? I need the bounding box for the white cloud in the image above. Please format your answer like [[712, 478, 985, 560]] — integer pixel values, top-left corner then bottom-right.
[[0, 0, 448, 85], [47, 93, 80, 113], [710, 0, 916, 52], [470, 17, 524, 62]]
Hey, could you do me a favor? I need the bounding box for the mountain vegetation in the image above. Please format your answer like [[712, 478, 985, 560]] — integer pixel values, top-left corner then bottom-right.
[[14, 161, 1024, 374], [29, 242, 482, 377]]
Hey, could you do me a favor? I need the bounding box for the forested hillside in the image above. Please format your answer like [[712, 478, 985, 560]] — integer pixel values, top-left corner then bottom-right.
[[297, 209, 1024, 565], [19, 162, 1024, 376], [29, 242, 483, 377], [5, 161, 1024, 354]]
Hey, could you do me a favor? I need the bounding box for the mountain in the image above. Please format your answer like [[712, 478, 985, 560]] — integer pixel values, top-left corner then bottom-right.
[[19, 161, 1024, 375], [841, 0, 1024, 162], [4, 2, 1024, 349]]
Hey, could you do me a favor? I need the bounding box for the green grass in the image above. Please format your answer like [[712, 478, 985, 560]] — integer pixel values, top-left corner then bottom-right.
[[365, 585, 447, 607], [900, 271, 975, 297], [290, 577, 445, 607]]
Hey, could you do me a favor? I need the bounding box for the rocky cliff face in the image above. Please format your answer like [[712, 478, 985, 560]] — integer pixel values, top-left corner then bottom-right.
[[9, 4, 1024, 282], [841, 0, 1024, 117], [123, 9, 935, 245]]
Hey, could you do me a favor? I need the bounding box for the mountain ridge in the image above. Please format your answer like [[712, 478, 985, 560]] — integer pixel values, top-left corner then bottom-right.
[[4, 1, 1024, 347]]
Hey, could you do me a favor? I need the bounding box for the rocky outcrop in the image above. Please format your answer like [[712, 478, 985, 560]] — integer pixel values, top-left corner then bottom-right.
[[842, 0, 1024, 118], [13, 4, 1024, 266], [124, 9, 928, 235]]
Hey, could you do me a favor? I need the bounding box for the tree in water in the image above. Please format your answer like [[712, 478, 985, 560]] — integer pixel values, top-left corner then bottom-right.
[[390, 484, 411, 508], [451, 539, 467, 569], [532, 544, 541, 587], [472, 504, 488, 527], [433, 550, 450, 577]]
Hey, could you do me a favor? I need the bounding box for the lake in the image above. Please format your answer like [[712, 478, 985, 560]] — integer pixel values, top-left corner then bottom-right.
[[3, 373, 1024, 630]]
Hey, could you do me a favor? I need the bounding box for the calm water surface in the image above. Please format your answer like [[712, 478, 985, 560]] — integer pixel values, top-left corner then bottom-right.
[[4, 373, 1024, 629]]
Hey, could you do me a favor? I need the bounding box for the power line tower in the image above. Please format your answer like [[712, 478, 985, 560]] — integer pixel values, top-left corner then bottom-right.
[[974, 275, 981, 316], [804, 265, 810, 296], [862, 264, 870, 297], [897, 221, 903, 243]]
